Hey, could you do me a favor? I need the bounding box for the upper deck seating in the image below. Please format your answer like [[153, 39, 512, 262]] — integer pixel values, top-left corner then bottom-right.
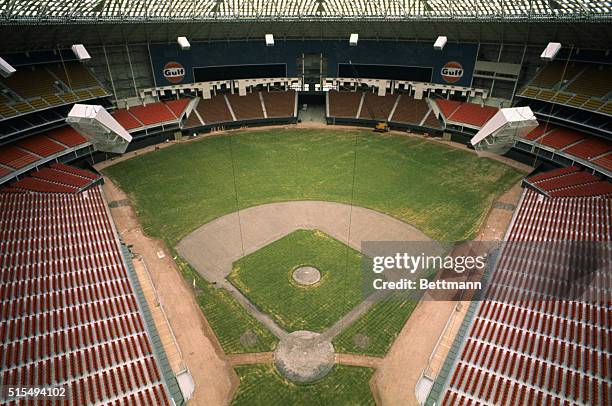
[[46, 61, 100, 90], [0, 66, 58, 99], [529, 61, 582, 89], [226, 92, 265, 120], [565, 65, 611, 98], [328, 90, 362, 118]]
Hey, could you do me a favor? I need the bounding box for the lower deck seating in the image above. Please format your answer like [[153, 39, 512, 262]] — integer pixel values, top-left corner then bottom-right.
[[525, 166, 611, 197], [193, 94, 233, 125], [226, 93, 265, 120], [437, 189, 611, 406], [434, 99, 462, 119], [0, 186, 172, 405], [448, 103, 498, 127], [127, 102, 176, 126], [328, 90, 362, 118], [359, 93, 399, 121], [435, 99, 498, 128], [261, 90, 296, 118], [390, 96, 431, 126]]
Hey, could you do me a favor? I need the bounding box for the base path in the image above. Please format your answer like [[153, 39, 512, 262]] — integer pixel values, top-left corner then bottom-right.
[[176, 200, 431, 285]]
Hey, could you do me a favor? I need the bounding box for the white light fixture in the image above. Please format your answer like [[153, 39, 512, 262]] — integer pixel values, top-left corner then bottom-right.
[[177, 36, 191, 50], [434, 36, 447, 51], [71, 44, 91, 61], [541, 42, 562, 61], [265, 34, 274, 47], [349, 33, 359, 47], [0, 57, 16, 78]]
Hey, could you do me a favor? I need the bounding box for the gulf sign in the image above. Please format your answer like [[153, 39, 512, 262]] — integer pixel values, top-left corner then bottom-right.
[[441, 61, 464, 84], [163, 61, 185, 84]]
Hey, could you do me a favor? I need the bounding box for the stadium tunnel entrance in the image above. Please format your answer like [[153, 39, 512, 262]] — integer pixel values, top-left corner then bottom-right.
[[297, 92, 327, 125]]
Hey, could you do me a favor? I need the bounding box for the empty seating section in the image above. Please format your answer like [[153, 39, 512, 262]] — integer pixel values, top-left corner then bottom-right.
[[164, 98, 190, 118], [538, 127, 586, 149], [523, 123, 555, 140], [15, 133, 65, 157], [112, 99, 191, 131], [529, 62, 582, 89], [592, 154, 612, 172], [565, 65, 611, 98], [549, 181, 612, 197], [390, 97, 430, 125], [112, 109, 144, 130], [31, 167, 94, 188], [0, 145, 38, 169], [1, 66, 58, 99], [521, 125, 612, 173], [226, 92, 265, 120], [128, 102, 176, 126], [527, 166, 580, 183], [261, 90, 296, 117], [534, 171, 600, 192], [434, 99, 462, 119], [0, 187, 171, 404], [359, 93, 398, 121], [422, 111, 443, 129], [2, 164, 101, 194], [193, 94, 234, 125], [46, 62, 100, 90], [563, 137, 612, 160], [439, 189, 611, 405], [45, 126, 88, 147], [434, 99, 498, 128], [448, 103, 498, 127], [328, 90, 362, 118], [51, 162, 100, 179]]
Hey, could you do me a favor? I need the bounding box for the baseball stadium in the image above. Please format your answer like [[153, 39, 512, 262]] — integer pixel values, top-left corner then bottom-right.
[[0, 1, 610, 405]]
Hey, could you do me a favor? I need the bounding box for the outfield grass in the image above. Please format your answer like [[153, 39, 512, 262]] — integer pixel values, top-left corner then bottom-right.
[[175, 256, 278, 354], [104, 129, 523, 246], [231, 364, 375, 406], [229, 229, 365, 332]]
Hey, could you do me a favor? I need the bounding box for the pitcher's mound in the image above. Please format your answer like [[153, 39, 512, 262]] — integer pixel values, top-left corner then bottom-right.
[[292, 266, 321, 286]]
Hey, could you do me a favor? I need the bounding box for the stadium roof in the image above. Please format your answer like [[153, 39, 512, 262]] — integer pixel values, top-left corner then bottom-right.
[[1, 0, 611, 23]]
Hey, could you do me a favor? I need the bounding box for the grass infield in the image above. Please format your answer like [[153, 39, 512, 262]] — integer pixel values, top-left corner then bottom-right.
[[104, 128, 522, 246], [229, 229, 365, 332], [231, 364, 375, 406], [175, 256, 278, 354]]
